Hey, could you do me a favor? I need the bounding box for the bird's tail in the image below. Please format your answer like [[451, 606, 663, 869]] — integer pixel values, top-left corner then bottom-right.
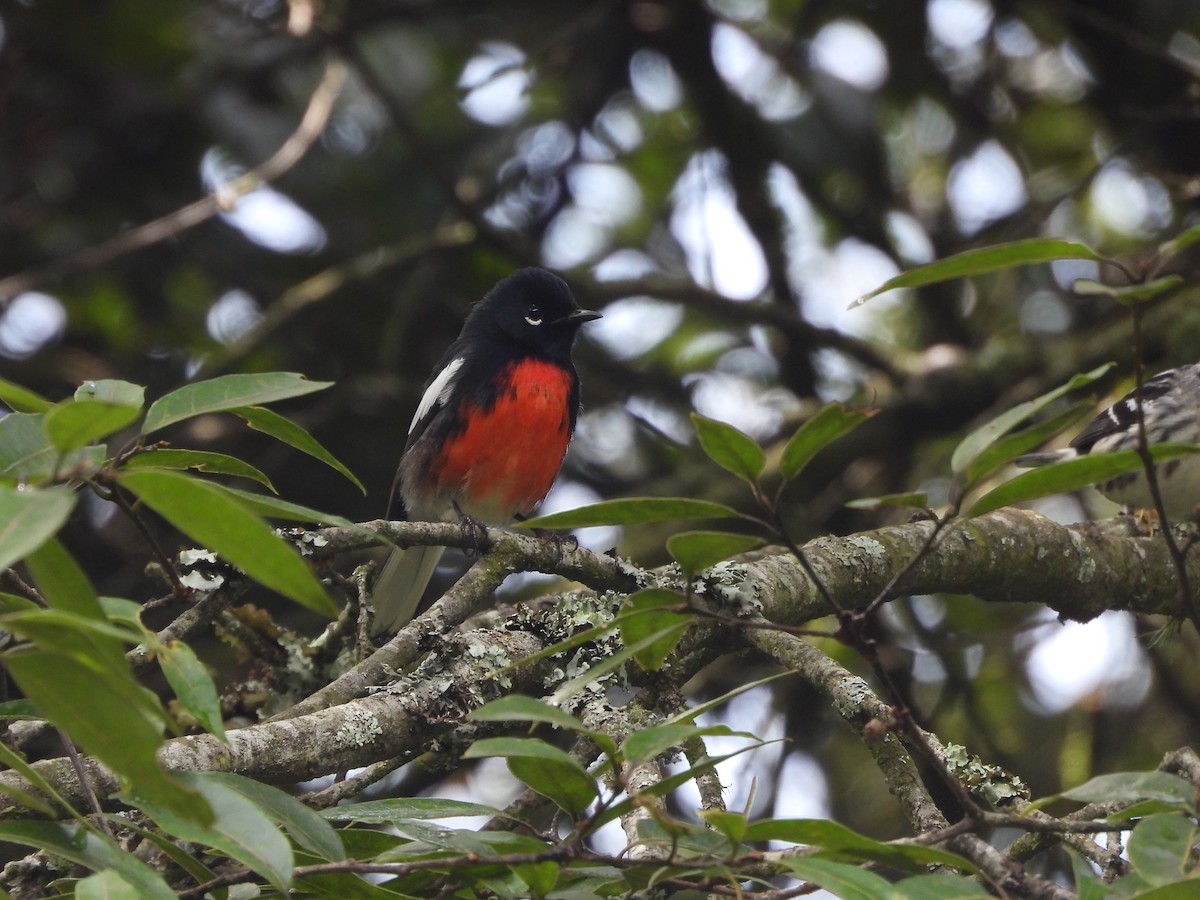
[[371, 544, 446, 633]]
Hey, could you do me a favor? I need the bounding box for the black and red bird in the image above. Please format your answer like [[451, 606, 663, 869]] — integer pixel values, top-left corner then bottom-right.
[[372, 268, 601, 632]]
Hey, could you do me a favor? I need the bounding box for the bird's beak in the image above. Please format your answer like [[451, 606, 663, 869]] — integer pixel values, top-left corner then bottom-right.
[[559, 308, 602, 325]]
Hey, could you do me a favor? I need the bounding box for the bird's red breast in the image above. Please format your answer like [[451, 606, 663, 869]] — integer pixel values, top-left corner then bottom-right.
[[427, 357, 574, 521]]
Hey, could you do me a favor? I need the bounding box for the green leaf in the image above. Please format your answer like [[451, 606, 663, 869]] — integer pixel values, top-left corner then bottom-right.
[[0, 485, 76, 572], [950, 364, 1113, 476], [218, 484, 357, 528], [1072, 275, 1184, 306], [142, 372, 331, 435], [469, 695, 589, 732], [699, 809, 748, 844], [321, 797, 504, 823], [744, 818, 975, 872], [667, 530, 764, 575], [894, 873, 992, 898], [133, 771, 294, 892], [956, 400, 1093, 495], [852, 238, 1114, 306], [0, 821, 175, 900], [206, 772, 345, 862], [118, 469, 337, 616], [623, 723, 747, 765], [232, 405, 365, 493], [23, 538, 109, 623], [969, 445, 1200, 516], [518, 497, 739, 529], [619, 589, 693, 671], [74, 379, 146, 407], [781, 404, 872, 481], [690, 413, 765, 482], [845, 491, 929, 510], [0, 376, 52, 413], [159, 640, 227, 741], [45, 385, 144, 452], [1157, 223, 1200, 262], [123, 448, 275, 492], [1057, 771, 1196, 810], [76, 869, 143, 900], [0, 412, 106, 482], [0, 739, 67, 816], [780, 855, 898, 899], [1127, 813, 1197, 885], [464, 737, 599, 815], [2, 646, 207, 824]]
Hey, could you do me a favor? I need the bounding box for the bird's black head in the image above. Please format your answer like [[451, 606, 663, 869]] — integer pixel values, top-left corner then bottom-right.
[[468, 268, 601, 360]]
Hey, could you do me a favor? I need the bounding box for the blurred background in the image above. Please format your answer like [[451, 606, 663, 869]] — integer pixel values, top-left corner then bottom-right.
[[3, 0, 1200, 847]]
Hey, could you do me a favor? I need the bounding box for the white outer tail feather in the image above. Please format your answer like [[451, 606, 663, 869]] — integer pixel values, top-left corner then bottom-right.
[[371, 544, 446, 633]]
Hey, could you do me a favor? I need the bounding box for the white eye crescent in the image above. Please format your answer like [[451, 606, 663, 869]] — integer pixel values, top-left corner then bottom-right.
[[525, 305, 543, 326]]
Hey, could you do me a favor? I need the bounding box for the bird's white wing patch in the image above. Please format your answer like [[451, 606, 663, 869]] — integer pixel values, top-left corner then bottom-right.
[[410, 356, 465, 435]]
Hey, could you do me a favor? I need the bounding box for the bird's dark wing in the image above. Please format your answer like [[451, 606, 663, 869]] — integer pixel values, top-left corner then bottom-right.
[[1070, 369, 1178, 453]]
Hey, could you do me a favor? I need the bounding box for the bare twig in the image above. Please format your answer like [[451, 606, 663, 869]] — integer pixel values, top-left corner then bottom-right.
[[0, 59, 348, 304]]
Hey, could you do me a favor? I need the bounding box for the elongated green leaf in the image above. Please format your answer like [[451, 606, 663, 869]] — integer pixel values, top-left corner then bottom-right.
[[2, 646, 206, 823], [0, 413, 105, 482], [123, 448, 275, 491], [0, 485, 76, 572], [469, 695, 589, 732], [619, 589, 693, 671], [118, 469, 337, 616], [232, 405, 365, 493], [321, 797, 503, 823], [779, 856, 895, 899], [133, 771, 293, 892], [1073, 275, 1184, 305], [1157, 223, 1200, 262], [76, 869, 142, 900], [780, 404, 872, 481], [667, 530, 764, 575], [45, 381, 145, 452], [623, 723, 747, 765], [745, 818, 975, 872], [951, 364, 1113, 475], [75, 379, 145, 406], [207, 772, 345, 862], [0, 822, 175, 900], [956, 400, 1093, 495], [1, 608, 146, 649], [592, 745, 759, 828], [699, 809, 748, 844], [1127, 813, 1197, 885], [895, 874, 992, 898], [690, 413, 764, 482], [465, 737, 598, 816], [0, 376, 52, 413], [218, 485, 357, 528], [142, 372, 332, 435], [23, 538, 111, 629], [853, 238, 1113, 306], [519, 497, 739, 529], [0, 740, 67, 817], [159, 640, 227, 741], [1055, 771, 1195, 810], [45, 398, 143, 453], [969, 445, 1200, 516]]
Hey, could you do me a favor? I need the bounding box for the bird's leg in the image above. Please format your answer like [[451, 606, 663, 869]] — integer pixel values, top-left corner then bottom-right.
[[452, 503, 490, 556]]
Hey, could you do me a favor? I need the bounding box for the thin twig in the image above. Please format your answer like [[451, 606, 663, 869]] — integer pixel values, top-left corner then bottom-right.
[[0, 59, 348, 303], [1128, 307, 1200, 630], [57, 731, 114, 839]]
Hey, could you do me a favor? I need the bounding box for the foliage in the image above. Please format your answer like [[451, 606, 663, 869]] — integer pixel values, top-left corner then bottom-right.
[[3, 1, 1200, 897]]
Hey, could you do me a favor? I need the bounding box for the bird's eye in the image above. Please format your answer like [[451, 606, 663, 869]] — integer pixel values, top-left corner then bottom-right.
[[524, 305, 543, 326]]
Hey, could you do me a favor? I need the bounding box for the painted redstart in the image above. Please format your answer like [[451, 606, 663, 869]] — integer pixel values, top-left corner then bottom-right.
[[372, 268, 601, 632]]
